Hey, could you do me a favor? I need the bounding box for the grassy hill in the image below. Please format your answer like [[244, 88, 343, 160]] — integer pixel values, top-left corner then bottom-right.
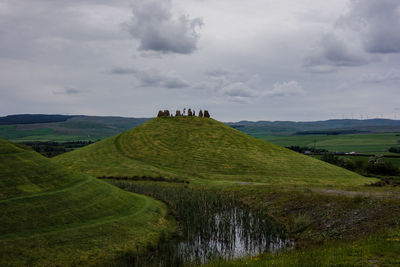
[[54, 117, 376, 186], [0, 139, 173, 266]]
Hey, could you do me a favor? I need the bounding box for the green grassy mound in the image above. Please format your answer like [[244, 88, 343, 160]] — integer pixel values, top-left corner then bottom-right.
[[54, 117, 375, 186], [0, 139, 173, 266]]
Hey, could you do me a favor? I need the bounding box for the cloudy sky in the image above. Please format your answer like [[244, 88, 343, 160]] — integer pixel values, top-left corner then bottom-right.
[[0, 0, 399, 121]]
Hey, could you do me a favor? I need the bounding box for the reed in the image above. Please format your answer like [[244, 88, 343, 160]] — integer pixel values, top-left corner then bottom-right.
[[111, 181, 290, 266]]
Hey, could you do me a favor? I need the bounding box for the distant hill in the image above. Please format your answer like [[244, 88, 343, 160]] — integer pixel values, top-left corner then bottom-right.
[[1, 114, 399, 143], [0, 114, 150, 141], [0, 139, 172, 265], [227, 119, 400, 136], [0, 114, 75, 125], [54, 117, 375, 186]]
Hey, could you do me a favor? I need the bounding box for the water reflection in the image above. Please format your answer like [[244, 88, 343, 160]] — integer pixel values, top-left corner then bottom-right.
[[167, 208, 292, 265], [111, 181, 293, 266]]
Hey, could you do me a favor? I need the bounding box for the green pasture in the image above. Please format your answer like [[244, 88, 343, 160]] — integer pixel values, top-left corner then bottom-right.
[[261, 133, 400, 154], [0, 139, 174, 266], [0, 116, 148, 142], [0, 125, 96, 142]]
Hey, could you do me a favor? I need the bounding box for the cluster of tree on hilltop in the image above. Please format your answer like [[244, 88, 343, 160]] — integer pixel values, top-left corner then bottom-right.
[[157, 109, 210, 118]]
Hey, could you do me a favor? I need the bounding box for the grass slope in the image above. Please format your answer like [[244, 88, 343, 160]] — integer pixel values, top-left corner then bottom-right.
[[54, 117, 375, 186], [0, 139, 173, 266]]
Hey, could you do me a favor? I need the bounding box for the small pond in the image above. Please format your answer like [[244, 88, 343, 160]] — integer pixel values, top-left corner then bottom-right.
[[112, 181, 293, 266]]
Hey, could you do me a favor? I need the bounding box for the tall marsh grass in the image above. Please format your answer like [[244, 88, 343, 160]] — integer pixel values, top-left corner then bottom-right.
[[111, 181, 291, 266]]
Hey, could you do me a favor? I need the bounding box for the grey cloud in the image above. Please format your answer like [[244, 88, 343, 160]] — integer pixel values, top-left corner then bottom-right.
[[302, 64, 337, 74], [200, 69, 305, 103], [109, 66, 189, 88], [303, 0, 400, 72], [0, 1, 130, 61], [128, 0, 203, 54], [109, 67, 137, 75], [220, 82, 258, 98], [265, 81, 305, 97], [198, 70, 261, 102], [320, 34, 367, 67], [53, 87, 82, 95], [303, 33, 368, 72], [227, 96, 252, 104], [163, 77, 189, 89], [204, 69, 229, 77], [135, 69, 189, 89], [345, 0, 400, 54], [362, 69, 400, 83]]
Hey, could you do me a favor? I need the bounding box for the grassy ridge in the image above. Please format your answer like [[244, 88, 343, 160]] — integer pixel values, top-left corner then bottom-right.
[[54, 117, 375, 186], [0, 139, 174, 266]]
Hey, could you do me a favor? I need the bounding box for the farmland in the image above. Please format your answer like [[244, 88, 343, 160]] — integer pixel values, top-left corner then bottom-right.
[[0, 115, 149, 142], [261, 133, 400, 154]]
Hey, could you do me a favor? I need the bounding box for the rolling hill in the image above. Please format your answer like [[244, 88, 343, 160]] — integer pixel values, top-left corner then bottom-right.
[[0, 114, 149, 142], [2, 114, 400, 144], [0, 139, 173, 266], [54, 117, 376, 186]]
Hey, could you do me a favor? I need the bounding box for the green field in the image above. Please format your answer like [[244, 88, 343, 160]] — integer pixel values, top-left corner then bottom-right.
[[261, 133, 400, 154], [0, 116, 149, 142], [0, 125, 99, 142], [0, 139, 174, 266], [54, 117, 375, 186]]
